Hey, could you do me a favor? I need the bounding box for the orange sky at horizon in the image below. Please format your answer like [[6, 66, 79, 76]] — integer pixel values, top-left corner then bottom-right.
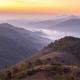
[[0, 0, 80, 14]]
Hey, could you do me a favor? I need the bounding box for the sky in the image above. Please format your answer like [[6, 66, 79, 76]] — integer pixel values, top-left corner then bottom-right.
[[0, 0, 80, 14]]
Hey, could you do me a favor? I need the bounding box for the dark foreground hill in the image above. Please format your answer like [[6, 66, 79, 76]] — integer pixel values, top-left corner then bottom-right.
[[0, 23, 50, 67], [33, 36, 80, 64], [0, 36, 80, 80]]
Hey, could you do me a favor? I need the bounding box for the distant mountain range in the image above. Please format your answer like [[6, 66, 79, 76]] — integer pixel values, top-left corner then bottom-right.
[[47, 18, 80, 32], [0, 23, 51, 67], [55, 18, 80, 32], [7, 17, 80, 35], [33, 36, 80, 64], [27, 18, 80, 32], [57, 18, 80, 27]]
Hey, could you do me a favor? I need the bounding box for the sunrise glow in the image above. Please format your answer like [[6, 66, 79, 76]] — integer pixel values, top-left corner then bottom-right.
[[0, 0, 80, 14]]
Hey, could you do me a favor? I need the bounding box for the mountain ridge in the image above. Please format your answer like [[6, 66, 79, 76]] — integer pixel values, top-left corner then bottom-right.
[[0, 23, 50, 67]]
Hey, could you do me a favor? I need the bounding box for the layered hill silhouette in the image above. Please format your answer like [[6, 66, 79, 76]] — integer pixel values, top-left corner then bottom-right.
[[0, 23, 50, 67]]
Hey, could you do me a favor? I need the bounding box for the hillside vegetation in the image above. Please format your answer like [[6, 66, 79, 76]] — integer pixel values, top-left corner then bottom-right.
[[0, 58, 80, 80]]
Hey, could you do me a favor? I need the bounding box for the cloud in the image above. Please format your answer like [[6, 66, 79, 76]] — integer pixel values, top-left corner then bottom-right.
[[24, 27, 80, 40]]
